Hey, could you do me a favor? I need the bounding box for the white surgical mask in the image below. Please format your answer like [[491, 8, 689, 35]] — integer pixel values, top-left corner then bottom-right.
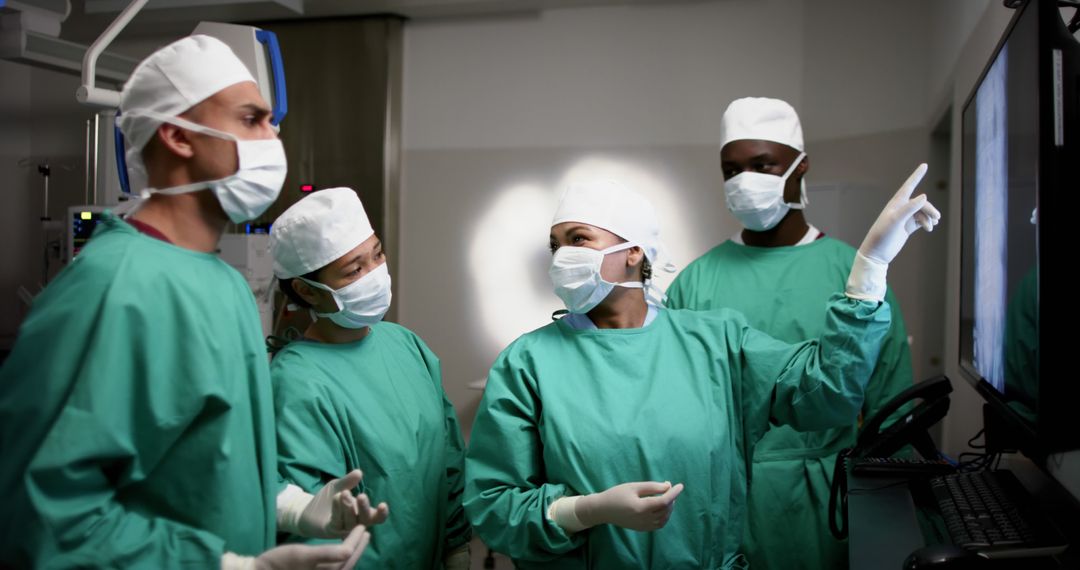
[[303, 263, 393, 329], [549, 242, 644, 314], [127, 112, 287, 223], [723, 151, 807, 231]]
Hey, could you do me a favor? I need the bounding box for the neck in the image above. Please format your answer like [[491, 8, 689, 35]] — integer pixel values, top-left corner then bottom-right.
[[587, 286, 648, 329], [305, 316, 371, 344], [130, 192, 228, 253], [742, 209, 810, 248]]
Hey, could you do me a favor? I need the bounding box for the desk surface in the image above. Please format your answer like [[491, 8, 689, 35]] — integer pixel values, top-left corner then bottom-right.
[[848, 456, 1079, 569], [848, 474, 924, 569]]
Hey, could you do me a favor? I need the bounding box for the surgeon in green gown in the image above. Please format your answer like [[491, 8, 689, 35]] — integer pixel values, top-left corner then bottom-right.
[[269, 187, 472, 570], [464, 168, 938, 569], [0, 36, 370, 569], [665, 97, 915, 570]]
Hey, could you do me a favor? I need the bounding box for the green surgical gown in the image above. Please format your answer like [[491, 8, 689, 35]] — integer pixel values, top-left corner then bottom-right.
[[464, 295, 890, 569], [0, 213, 278, 568], [271, 322, 470, 569], [666, 237, 913, 570]]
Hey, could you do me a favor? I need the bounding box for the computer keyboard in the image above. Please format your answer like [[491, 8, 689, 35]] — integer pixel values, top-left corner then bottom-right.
[[852, 456, 956, 476], [929, 470, 1068, 559]]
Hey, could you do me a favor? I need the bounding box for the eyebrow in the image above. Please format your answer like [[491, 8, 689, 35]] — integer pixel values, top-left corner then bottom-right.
[[345, 253, 365, 269], [722, 153, 775, 166], [239, 103, 272, 117], [344, 240, 382, 269], [559, 224, 594, 236]]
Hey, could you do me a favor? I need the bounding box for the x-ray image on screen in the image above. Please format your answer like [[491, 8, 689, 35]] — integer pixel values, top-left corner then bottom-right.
[[973, 44, 1009, 392]]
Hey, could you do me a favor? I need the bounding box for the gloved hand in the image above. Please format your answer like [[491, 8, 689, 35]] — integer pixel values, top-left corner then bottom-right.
[[847, 164, 939, 301], [443, 544, 471, 570], [221, 525, 370, 570], [858, 163, 939, 265], [552, 481, 684, 532], [351, 490, 390, 527], [278, 470, 390, 539]]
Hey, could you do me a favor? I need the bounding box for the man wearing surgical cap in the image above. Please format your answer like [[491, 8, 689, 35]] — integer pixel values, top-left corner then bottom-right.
[[463, 165, 937, 567], [667, 97, 922, 570], [0, 36, 371, 569], [268, 187, 471, 570]]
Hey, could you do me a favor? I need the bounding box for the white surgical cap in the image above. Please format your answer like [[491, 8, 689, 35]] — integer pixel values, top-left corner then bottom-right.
[[116, 35, 255, 192], [270, 188, 375, 279], [720, 97, 804, 152], [117, 35, 256, 152], [551, 179, 673, 272]]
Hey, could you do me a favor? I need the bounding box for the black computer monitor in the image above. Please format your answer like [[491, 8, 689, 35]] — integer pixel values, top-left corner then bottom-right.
[[959, 0, 1079, 458]]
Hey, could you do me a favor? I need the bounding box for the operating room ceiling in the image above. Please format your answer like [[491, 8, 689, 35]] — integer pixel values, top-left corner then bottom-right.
[[60, 0, 713, 42]]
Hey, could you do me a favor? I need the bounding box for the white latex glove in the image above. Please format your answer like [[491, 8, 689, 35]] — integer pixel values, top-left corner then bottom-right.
[[443, 544, 471, 570], [549, 481, 684, 533], [858, 163, 939, 264], [221, 524, 370, 570], [847, 164, 940, 301], [278, 470, 390, 539]]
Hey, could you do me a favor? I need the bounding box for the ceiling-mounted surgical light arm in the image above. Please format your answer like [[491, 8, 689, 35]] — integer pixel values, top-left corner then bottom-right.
[[1, 0, 72, 23], [75, 0, 147, 109]]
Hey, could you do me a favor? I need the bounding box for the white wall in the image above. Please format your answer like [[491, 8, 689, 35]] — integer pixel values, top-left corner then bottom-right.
[[0, 31, 182, 350], [28, 68, 93, 216], [0, 60, 35, 349], [801, 0, 932, 142], [0, 63, 105, 349], [404, 0, 806, 150], [926, 0, 995, 115], [399, 0, 966, 436]]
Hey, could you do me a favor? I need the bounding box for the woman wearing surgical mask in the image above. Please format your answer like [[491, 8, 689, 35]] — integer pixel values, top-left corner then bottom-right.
[[269, 188, 471, 570], [464, 174, 938, 569]]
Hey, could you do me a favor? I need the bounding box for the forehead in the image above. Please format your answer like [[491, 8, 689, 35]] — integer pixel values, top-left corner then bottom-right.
[[328, 234, 380, 265], [550, 221, 621, 241], [196, 81, 268, 113]]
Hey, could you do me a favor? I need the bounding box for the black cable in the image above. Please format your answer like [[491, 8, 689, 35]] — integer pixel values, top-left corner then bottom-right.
[[848, 480, 911, 494], [958, 429, 989, 470], [958, 426, 1015, 473], [265, 335, 292, 354], [967, 428, 986, 450], [265, 326, 306, 354], [957, 456, 986, 470], [828, 449, 851, 540], [958, 450, 1005, 473]]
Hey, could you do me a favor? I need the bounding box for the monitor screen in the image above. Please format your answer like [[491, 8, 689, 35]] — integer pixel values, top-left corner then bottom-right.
[[71, 210, 106, 258], [959, 0, 1040, 425]]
